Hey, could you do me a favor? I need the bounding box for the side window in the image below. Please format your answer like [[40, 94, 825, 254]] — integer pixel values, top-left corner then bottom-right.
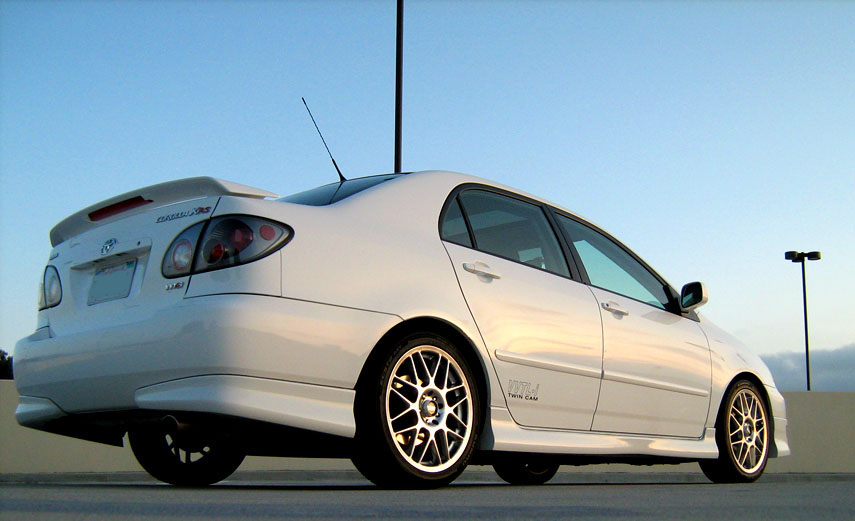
[[456, 190, 569, 277], [439, 197, 473, 248], [557, 215, 670, 310]]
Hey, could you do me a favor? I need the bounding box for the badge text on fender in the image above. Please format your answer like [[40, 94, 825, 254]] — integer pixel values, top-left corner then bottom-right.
[[507, 380, 540, 401]]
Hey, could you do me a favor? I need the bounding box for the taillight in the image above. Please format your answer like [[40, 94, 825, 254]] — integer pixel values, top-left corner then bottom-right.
[[38, 266, 62, 310], [171, 239, 194, 271], [162, 215, 292, 279], [162, 222, 205, 278]]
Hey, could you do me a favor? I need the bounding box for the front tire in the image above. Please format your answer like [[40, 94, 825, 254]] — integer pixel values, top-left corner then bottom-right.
[[352, 333, 481, 488], [699, 380, 770, 483], [128, 422, 245, 486]]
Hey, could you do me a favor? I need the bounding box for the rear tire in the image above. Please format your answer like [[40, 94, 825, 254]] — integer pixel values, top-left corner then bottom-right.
[[493, 461, 559, 485], [699, 380, 769, 483], [352, 333, 481, 488], [129, 422, 245, 486]]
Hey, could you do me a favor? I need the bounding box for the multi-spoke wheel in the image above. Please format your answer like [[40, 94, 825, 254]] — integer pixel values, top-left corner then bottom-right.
[[128, 422, 245, 486], [353, 333, 480, 488], [700, 380, 769, 483], [493, 460, 560, 485]]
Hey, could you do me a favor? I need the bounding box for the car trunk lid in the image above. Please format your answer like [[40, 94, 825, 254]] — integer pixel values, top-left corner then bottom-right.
[[42, 178, 279, 336]]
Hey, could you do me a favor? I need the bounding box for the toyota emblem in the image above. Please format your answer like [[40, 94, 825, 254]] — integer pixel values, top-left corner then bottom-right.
[[101, 238, 117, 255]]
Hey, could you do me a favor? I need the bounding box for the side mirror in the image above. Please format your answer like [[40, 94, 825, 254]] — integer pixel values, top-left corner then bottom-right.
[[680, 281, 709, 312]]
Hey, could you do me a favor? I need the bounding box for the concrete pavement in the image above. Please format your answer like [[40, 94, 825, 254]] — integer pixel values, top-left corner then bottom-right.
[[2, 472, 853, 521]]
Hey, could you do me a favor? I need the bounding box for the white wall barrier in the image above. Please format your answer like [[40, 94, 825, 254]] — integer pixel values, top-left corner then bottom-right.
[[2, 381, 852, 475]]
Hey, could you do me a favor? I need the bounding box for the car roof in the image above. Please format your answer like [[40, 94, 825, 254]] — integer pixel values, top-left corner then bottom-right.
[[397, 170, 596, 225]]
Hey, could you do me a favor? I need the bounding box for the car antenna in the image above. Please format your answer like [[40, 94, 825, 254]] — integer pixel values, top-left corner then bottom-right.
[[302, 97, 346, 183]]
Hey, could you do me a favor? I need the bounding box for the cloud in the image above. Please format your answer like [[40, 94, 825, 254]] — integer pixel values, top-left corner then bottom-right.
[[761, 344, 855, 391]]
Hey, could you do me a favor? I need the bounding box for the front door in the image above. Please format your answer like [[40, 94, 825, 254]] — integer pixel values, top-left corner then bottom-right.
[[555, 214, 712, 437]]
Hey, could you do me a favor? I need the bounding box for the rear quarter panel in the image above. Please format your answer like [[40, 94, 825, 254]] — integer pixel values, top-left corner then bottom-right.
[[210, 173, 506, 406]]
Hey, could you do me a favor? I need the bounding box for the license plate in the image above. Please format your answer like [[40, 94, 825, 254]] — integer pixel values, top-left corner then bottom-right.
[[88, 259, 137, 305]]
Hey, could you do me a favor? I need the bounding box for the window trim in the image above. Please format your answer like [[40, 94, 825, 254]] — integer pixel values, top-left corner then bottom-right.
[[438, 183, 582, 282]]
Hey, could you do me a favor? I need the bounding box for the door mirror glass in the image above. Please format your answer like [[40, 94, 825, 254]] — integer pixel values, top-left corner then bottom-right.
[[680, 281, 709, 312]]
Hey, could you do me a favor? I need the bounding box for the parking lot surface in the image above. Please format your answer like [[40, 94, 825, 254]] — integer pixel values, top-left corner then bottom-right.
[[2, 472, 853, 521]]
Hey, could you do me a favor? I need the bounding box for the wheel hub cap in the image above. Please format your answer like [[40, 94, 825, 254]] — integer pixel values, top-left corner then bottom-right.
[[421, 399, 437, 417], [420, 391, 444, 423]]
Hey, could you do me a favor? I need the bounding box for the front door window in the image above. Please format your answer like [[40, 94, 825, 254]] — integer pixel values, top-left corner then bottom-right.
[[557, 215, 670, 310]]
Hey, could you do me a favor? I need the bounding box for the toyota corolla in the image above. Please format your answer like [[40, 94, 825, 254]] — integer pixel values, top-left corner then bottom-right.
[[14, 170, 789, 487]]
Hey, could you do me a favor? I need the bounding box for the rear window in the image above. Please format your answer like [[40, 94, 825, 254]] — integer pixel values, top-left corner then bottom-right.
[[279, 174, 403, 206]]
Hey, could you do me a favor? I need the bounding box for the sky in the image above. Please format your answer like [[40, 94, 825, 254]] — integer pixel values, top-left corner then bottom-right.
[[1, 1, 853, 388], [763, 344, 855, 391]]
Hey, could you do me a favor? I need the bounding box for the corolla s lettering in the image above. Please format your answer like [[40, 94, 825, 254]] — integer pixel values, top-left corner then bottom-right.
[[156, 206, 211, 223]]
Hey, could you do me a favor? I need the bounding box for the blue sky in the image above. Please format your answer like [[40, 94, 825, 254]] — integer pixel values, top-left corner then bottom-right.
[[1, 1, 853, 374]]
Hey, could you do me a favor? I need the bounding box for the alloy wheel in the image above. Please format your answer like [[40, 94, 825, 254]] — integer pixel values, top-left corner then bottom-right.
[[384, 345, 473, 473], [727, 387, 768, 474]]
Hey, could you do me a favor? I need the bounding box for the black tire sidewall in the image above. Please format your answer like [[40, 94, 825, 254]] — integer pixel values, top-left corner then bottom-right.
[[493, 461, 560, 485], [128, 428, 244, 486]]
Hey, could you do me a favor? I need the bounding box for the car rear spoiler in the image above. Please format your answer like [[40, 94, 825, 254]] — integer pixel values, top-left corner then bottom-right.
[[50, 177, 280, 247]]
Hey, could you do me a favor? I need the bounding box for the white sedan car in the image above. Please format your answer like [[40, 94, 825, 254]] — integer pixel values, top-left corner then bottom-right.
[[15, 171, 788, 487]]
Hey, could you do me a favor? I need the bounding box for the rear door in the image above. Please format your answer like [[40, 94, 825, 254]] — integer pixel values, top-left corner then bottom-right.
[[441, 188, 603, 431]]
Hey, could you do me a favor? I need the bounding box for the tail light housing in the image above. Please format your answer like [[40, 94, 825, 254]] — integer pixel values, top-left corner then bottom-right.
[[162, 215, 292, 278], [38, 266, 62, 310]]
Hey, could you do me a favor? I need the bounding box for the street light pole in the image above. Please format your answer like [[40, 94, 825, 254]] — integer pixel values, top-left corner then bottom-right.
[[785, 250, 821, 391], [800, 259, 811, 391], [394, 0, 403, 173]]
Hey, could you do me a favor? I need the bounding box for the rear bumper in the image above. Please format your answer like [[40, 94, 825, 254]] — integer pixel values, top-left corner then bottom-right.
[[14, 293, 399, 437], [134, 374, 355, 437], [16, 374, 356, 441]]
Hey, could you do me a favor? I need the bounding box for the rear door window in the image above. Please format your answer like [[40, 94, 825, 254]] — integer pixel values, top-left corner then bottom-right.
[[439, 197, 473, 248], [452, 190, 570, 277]]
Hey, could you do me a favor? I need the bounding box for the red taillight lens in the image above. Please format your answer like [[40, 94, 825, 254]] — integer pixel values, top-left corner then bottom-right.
[[162, 215, 292, 279], [259, 225, 275, 241], [203, 240, 225, 264], [230, 226, 253, 253]]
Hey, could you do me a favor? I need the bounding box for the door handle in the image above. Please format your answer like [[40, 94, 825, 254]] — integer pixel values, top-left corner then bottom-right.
[[463, 262, 501, 280], [601, 301, 629, 316]]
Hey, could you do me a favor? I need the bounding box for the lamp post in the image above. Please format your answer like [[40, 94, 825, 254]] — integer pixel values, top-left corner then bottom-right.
[[394, 0, 403, 173], [785, 250, 821, 391]]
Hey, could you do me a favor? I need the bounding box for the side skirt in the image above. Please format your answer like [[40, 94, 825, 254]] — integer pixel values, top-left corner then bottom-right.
[[480, 406, 718, 460]]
